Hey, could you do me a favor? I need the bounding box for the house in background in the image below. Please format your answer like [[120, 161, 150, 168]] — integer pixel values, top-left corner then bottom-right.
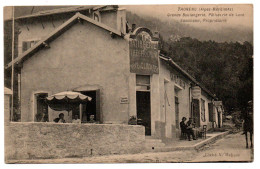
[[5, 6, 223, 140]]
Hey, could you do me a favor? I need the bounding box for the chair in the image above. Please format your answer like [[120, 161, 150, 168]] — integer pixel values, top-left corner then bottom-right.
[[200, 125, 207, 139]]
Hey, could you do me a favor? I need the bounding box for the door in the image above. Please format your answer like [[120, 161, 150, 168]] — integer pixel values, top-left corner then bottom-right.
[[80, 91, 99, 123], [36, 93, 48, 122], [192, 99, 200, 127], [136, 91, 151, 135]]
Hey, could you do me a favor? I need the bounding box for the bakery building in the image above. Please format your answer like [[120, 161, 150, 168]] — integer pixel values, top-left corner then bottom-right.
[[5, 5, 223, 140]]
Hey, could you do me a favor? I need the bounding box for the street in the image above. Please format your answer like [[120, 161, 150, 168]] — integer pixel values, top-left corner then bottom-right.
[[7, 132, 253, 163]]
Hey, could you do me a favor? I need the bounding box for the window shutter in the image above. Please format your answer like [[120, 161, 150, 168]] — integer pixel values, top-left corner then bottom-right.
[[22, 41, 28, 52]]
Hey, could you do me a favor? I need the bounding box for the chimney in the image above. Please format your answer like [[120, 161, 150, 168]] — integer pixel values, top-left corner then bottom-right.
[[132, 24, 136, 32]]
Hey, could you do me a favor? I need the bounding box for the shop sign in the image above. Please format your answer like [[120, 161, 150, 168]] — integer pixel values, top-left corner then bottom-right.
[[129, 30, 159, 75], [120, 97, 129, 104], [192, 86, 201, 99], [170, 73, 186, 89]]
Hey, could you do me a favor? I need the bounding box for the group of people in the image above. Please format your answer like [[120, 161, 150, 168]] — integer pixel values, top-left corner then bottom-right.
[[53, 113, 96, 123], [180, 117, 197, 141]]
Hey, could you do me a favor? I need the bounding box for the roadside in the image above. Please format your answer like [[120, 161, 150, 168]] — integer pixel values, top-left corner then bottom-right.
[[7, 131, 235, 163]]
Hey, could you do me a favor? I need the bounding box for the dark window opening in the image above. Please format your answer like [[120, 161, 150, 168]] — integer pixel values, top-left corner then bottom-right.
[[80, 90, 100, 123], [22, 40, 39, 52], [35, 93, 48, 122]]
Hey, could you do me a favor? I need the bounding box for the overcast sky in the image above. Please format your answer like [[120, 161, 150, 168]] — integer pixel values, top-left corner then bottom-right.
[[4, 4, 253, 31], [122, 4, 253, 31]]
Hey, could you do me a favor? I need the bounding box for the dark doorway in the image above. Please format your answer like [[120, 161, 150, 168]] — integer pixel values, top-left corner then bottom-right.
[[36, 93, 48, 122], [217, 111, 221, 128], [192, 99, 200, 127], [80, 90, 100, 123], [136, 91, 151, 135]]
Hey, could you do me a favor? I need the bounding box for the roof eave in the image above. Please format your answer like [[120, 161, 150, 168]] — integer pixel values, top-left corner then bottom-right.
[[6, 12, 124, 69], [159, 55, 216, 99]]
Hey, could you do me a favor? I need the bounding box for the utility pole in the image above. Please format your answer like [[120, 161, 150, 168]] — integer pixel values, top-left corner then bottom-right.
[[11, 6, 15, 121]]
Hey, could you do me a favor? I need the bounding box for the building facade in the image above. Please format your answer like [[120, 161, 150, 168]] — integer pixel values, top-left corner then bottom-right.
[[6, 6, 223, 140]]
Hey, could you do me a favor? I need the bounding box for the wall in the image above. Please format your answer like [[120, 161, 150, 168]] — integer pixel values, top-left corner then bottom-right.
[[4, 94, 11, 123], [155, 60, 192, 139], [200, 91, 215, 129], [20, 21, 129, 123], [5, 122, 145, 161], [17, 15, 71, 56]]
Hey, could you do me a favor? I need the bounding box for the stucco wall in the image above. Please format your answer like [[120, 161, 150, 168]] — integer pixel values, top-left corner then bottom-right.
[[5, 122, 145, 161], [157, 60, 192, 139], [4, 94, 11, 123], [200, 91, 213, 129], [20, 21, 129, 123]]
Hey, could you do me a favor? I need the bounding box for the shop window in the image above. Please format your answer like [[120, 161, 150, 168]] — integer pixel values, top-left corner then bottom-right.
[[22, 40, 39, 52], [136, 75, 150, 91], [201, 99, 206, 122]]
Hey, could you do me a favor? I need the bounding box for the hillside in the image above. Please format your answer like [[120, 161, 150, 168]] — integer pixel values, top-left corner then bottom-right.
[[126, 11, 253, 43]]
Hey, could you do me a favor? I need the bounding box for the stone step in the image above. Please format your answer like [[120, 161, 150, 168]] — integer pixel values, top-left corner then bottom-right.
[[145, 138, 163, 143], [145, 142, 166, 148]]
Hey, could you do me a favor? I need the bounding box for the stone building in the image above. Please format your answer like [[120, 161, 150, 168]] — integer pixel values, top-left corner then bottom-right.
[[5, 5, 223, 141]]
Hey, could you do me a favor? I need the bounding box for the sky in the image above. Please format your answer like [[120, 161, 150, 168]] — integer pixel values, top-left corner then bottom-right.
[[122, 4, 253, 31], [4, 5, 253, 32]]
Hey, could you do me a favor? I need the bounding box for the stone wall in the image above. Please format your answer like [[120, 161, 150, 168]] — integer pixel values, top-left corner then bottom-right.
[[5, 122, 145, 161]]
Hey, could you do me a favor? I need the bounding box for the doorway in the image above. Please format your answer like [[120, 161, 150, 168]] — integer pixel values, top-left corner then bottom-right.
[[192, 99, 200, 127], [79, 90, 100, 123], [35, 93, 48, 122], [136, 91, 151, 135]]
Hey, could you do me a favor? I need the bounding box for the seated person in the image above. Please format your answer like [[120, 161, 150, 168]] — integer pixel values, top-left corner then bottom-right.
[[180, 117, 188, 134], [88, 114, 96, 123], [53, 113, 66, 123], [72, 115, 81, 124], [186, 118, 196, 141]]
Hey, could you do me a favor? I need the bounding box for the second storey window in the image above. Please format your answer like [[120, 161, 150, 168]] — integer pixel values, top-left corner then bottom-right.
[[22, 40, 39, 52]]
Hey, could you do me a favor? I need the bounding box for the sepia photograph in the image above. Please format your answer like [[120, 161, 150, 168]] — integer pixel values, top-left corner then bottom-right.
[[2, 2, 254, 164]]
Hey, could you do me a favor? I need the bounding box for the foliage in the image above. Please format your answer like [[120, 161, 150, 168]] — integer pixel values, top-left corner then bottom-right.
[[161, 37, 253, 112]]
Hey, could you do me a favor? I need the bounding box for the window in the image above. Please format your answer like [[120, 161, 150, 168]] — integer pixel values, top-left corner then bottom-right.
[[136, 75, 150, 91], [22, 40, 39, 52], [201, 99, 206, 122]]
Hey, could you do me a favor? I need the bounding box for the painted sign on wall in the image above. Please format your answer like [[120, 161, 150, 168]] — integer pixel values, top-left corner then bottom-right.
[[170, 73, 186, 89], [129, 29, 159, 75], [192, 86, 201, 99]]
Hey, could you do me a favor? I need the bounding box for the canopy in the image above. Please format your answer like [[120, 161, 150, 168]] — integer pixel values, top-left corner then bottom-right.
[[46, 91, 92, 102], [46, 91, 92, 113]]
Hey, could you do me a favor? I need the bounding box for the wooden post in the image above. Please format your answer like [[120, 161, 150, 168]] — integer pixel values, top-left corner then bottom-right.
[[11, 6, 15, 121], [79, 104, 82, 123]]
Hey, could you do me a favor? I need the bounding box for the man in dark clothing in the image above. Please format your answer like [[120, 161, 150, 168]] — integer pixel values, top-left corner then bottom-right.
[[53, 113, 66, 123], [186, 118, 196, 141], [180, 117, 187, 133]]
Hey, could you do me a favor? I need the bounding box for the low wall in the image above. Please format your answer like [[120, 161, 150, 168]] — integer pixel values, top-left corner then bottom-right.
[[5, 122, 145, 161]]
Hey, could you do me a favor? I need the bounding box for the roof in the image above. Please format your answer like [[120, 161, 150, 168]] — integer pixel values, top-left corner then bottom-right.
[[159, 54, 216, 99], [4, 87, 13, 95], [5, 12, 123, 69], [6, 5, 118, 21]]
